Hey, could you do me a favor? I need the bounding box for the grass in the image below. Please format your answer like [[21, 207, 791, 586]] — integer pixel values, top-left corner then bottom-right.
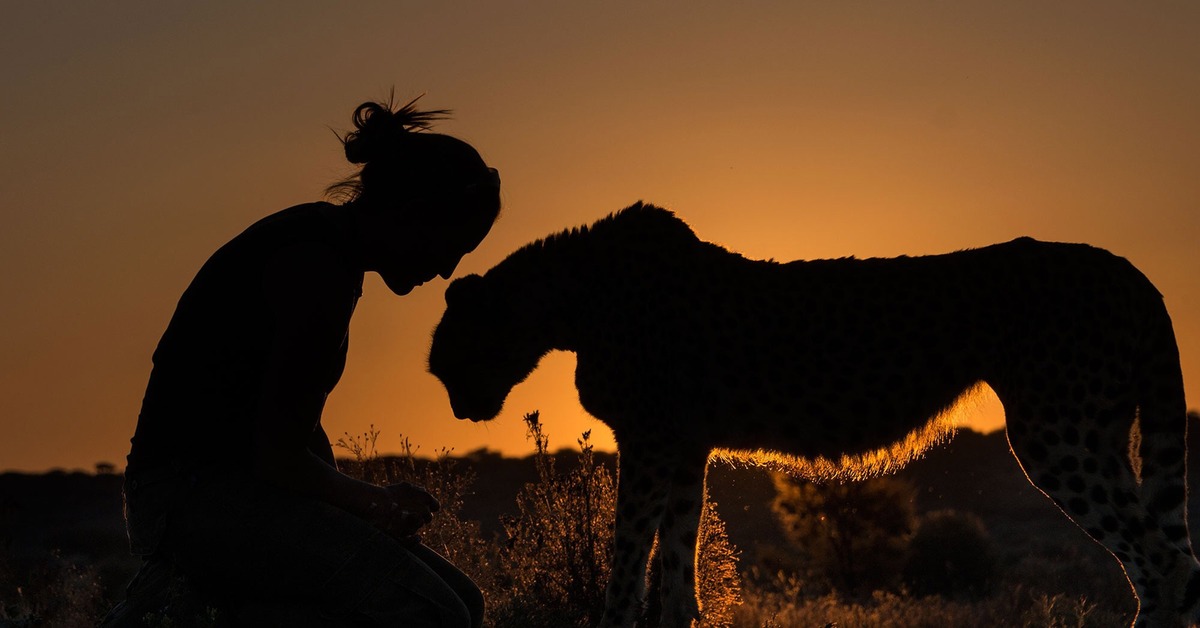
[[340, 412, 742, 627], [0, 553, 107, 627], [2, 413, 1138, 627], [334, 413, 1135, 627]]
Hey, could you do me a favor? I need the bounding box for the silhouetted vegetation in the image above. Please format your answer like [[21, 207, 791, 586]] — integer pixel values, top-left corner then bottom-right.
[[904, 509, 996, 598], [9, 414, 1200, 625], [338, 412, 741, 627], [0, 471, 132, 627], [487, 413, 616, 625], [771, 475, 916, 595]]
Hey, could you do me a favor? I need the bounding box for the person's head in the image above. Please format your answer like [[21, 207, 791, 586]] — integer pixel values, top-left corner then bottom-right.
[[328, 95, 501, 295]]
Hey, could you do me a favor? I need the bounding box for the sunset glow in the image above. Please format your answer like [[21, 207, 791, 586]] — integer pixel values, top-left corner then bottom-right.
[[712, 383, 987, 482], [1, 3, 1197, 472]]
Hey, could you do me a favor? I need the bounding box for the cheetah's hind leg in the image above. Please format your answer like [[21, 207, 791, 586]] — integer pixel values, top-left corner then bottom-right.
[[1005, 396, 1198, 628], [1132, 396, 1200, 628], [1133, 371, 1200, 626]]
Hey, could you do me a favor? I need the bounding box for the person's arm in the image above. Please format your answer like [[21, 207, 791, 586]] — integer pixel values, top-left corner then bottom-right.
[[309, 423, 338, 468], [251, 241, 396, 519]]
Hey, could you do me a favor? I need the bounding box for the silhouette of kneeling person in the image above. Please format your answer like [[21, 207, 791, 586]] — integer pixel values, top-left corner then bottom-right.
[[103, 97, 499, 627]]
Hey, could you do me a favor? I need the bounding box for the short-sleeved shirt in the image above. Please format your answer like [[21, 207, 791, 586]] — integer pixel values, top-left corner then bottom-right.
[[128, 203, 364, 472]]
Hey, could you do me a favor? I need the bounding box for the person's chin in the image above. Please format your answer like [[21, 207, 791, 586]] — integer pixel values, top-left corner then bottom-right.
[[383, 276, 418, 295]]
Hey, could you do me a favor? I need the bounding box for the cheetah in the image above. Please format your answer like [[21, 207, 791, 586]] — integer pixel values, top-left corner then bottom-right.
[[428, 202, 1198, 628]]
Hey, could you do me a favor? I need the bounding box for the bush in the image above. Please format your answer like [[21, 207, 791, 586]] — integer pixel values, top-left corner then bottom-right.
[[694, 495, 743, 627], [903, 509, 997, 598], [487, 412, 742, 627], [336, 426, 498, 596], [486, 412, 617, 626], [771, 474, 916, 595], [0, 553, 106, 628], [343, 413, 742, 627]]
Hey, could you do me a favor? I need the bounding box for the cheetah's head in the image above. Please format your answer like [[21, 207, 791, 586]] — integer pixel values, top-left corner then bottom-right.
[[428, 274, 546, 422]]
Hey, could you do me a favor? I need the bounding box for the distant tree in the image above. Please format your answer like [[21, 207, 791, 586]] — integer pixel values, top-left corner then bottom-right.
[[771, 474, 916, 595], [904, 509, 997, 598]]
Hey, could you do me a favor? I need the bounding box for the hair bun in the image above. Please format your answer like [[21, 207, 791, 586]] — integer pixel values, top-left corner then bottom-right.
[[340, 97, 452, 165], [343, 136, 373, 165]]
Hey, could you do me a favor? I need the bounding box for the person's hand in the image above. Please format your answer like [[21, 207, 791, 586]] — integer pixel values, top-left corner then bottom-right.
[[366, 482, 440, 545], [385, 481, 440, 514]]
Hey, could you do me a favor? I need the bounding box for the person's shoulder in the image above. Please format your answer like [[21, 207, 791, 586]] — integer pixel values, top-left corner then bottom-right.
[[262, 240, 360, 318], [244, 202, 335, 233], [233, 203, 346, 258], [214, 202, 356, 284]]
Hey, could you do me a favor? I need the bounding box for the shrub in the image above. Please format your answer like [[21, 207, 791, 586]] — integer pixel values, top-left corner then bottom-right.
[[336, 426, 497, 593], [486, 412, 617, 626], [0, 553, 106, 628], [771, 474, 916, 595], [903, 509, 997, 598], [694, 494, 743, 627], [486, 412, 743, 628]]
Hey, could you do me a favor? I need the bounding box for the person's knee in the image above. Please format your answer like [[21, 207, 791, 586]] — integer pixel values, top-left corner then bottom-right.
[[441, 595, 475, 628], [458, 582, 484, 628], [358, 583, 475, 628]]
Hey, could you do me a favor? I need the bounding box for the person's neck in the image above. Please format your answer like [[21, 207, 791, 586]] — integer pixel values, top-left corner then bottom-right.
[[325, 199, 372, 274]]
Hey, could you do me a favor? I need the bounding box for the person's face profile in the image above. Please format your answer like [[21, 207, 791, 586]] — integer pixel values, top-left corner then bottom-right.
[[371, 196, 495, 296]]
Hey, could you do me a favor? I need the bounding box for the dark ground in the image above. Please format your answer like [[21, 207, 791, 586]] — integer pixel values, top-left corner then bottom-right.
[[4, 425, 1200, 615]]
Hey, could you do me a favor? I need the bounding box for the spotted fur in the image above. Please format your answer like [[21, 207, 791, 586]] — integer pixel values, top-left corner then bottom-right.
[[428, 202, 1197, 627]]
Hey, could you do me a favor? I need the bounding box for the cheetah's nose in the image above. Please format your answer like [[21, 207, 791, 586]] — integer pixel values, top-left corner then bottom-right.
[[449, 397, 501, 423], [447, 397, 474, 421]]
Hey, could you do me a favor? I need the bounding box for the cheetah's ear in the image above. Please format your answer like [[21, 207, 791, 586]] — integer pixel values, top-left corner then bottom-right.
[[445, 274, 485, 307]]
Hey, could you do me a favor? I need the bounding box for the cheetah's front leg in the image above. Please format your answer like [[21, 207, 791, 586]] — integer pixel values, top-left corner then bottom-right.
[[600, 445, 673, 628]]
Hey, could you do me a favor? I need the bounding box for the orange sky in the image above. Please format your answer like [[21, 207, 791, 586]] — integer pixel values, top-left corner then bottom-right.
[[2, 3, 1198, 472]]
